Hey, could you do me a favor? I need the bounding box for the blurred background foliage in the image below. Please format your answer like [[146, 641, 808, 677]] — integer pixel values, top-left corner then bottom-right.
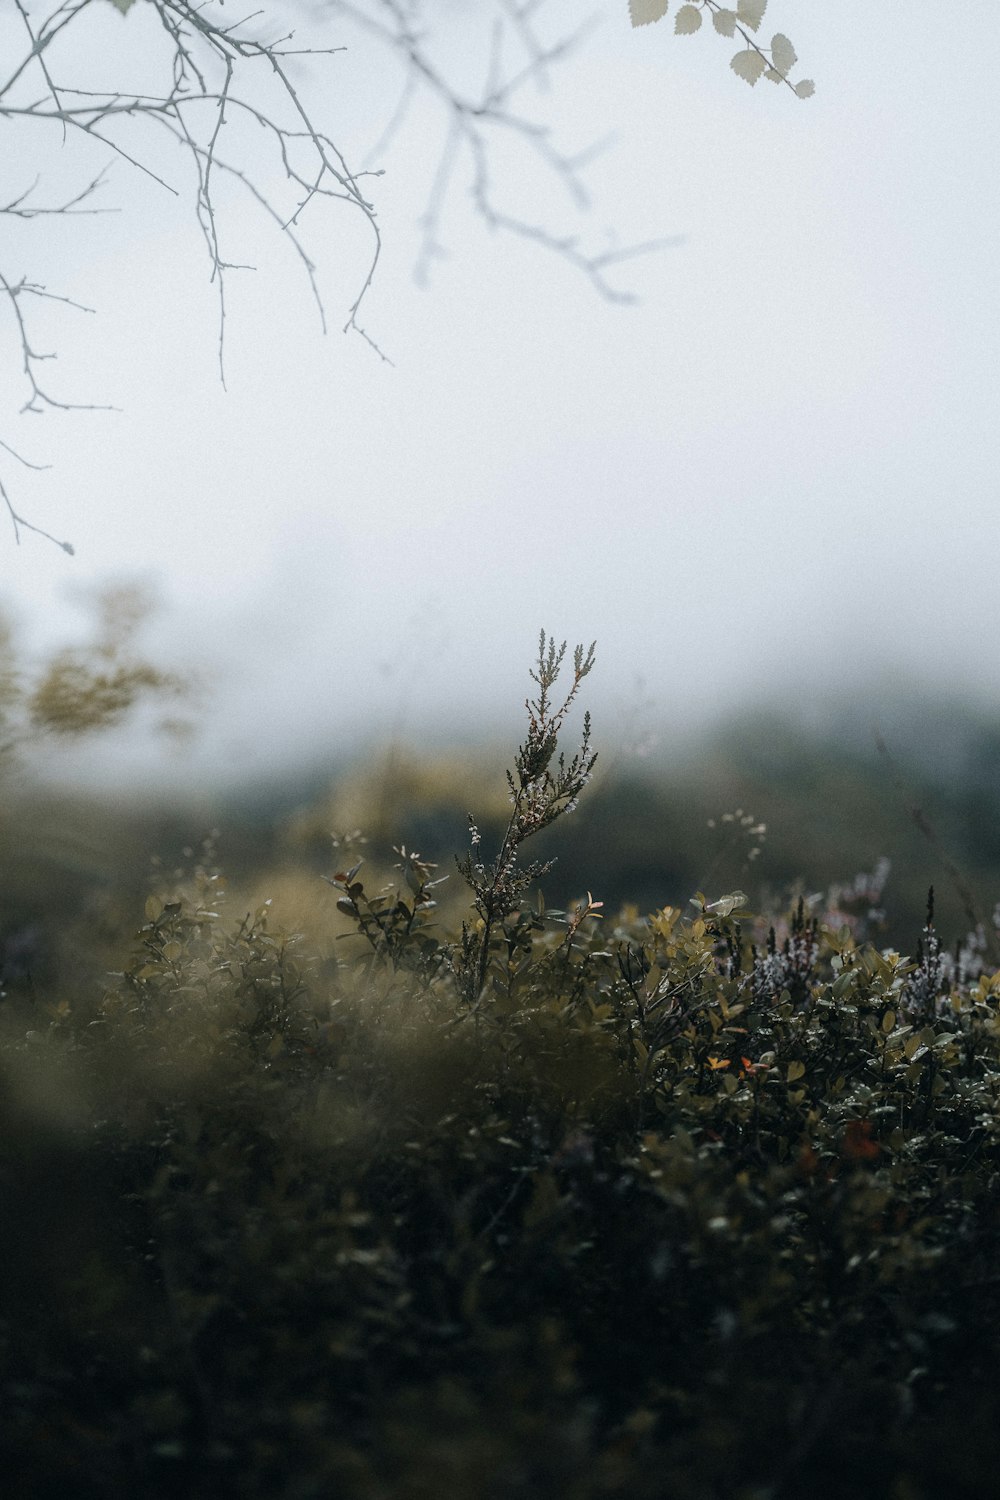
[[3, 591, 1000, 1003]]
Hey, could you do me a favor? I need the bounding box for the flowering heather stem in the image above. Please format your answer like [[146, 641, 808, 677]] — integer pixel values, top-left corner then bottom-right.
[[458, 630, 596, 1004]]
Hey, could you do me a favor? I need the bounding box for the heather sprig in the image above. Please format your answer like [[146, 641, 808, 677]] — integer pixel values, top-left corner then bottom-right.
[[456, 630, 597, 1004]]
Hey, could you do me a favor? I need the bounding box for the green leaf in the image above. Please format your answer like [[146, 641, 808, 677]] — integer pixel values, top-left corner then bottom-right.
[[787, 1059, 806, 1083], [674, 5, 702, 34], [107, 0, 138, 12], [770, 33, 797, 76], [831, 970, 856, 1000], [794, 78, 816, 98], [731, 49, 767, 86], [712, 9, 738, 36], [705, 891, 747, 918], [736, 0, 767, 32], [630, 0, 669, 25]]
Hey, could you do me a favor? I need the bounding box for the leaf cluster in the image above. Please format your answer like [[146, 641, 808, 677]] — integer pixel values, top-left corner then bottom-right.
[[324, 843, 448, 978], [630, 0, 815, 98]]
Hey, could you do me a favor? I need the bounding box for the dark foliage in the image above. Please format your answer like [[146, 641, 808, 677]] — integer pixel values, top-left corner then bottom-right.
[[3, 639, 1000, 1499]]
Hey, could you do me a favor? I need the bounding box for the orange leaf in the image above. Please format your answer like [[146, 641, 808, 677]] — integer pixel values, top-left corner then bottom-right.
[[842, 1120, 880, 1161]]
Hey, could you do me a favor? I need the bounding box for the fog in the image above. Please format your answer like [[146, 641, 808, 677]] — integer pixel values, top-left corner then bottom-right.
[[3, 1, 999, 793]]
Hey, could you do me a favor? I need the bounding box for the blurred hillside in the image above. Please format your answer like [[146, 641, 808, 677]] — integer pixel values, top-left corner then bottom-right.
[[4, 694, 1000, 1001]]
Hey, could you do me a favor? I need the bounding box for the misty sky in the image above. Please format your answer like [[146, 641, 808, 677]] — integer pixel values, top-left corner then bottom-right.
[[2, 1, 998, 791]]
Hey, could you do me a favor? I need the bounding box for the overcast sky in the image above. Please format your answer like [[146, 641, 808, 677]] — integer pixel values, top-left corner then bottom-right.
[[2, 1, 998, 792]]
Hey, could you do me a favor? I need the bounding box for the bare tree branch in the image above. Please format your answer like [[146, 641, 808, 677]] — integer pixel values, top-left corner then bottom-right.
[[1, 0, 671, 549]]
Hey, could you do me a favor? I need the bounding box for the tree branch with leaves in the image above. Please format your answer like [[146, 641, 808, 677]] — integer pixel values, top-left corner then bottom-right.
[[629, 0, 815, 99]]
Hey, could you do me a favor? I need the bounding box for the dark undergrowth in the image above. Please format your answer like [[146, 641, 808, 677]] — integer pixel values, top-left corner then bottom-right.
[[3, 636, 1000, 1499]]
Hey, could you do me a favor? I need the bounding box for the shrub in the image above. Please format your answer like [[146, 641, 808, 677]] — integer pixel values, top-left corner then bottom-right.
[[2, 634, 1000, 1499]]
